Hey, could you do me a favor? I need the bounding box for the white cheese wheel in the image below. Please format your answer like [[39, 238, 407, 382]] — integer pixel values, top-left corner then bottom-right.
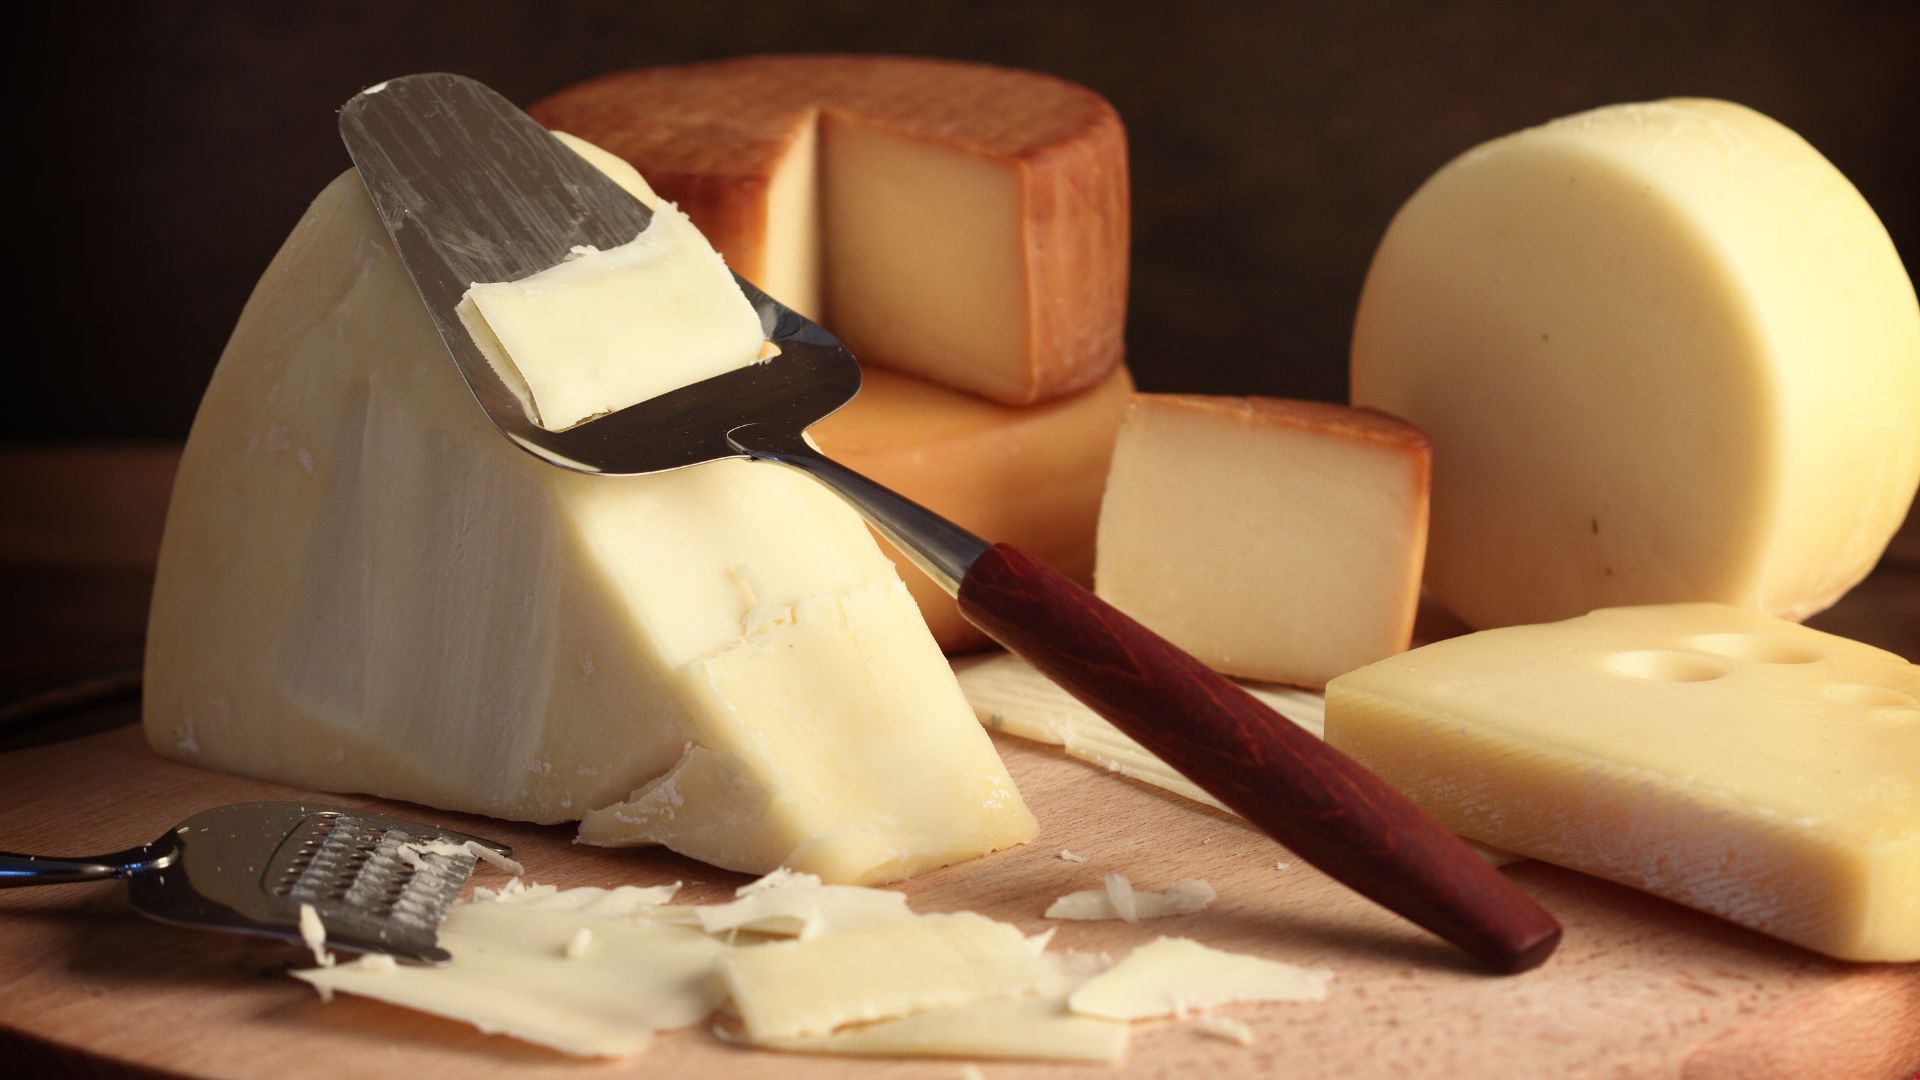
[[1352, 98, 1920, 629]]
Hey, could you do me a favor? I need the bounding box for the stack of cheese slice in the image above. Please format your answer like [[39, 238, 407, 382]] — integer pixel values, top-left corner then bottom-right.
[[532, 55, 1134, 650], [142, 134, 1035, 885]]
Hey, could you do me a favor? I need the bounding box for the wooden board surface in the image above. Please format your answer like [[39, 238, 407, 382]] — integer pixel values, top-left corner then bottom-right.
[[3, 714, 1917, 1079]]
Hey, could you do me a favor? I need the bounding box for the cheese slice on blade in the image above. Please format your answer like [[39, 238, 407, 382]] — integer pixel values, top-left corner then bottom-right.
[[718, 912, 1053, 1041], [143, 132, 1035, 885], [530, 55, 1128, 405], [1352, 98, 1920, 629], [456, 201, 766, 431], [812, 364, 1133, 651], [1095, 394, 1430, 688], [1324, 603, 1920, 961]]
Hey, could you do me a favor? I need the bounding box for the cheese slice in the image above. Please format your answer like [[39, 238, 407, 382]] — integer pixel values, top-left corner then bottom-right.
[[1324, 603, 1920, 961], [737, 992, 1127, 1065], [294, 901, 731, 1058], [1352, 98, 1920, 629], [1095, 394, 1430, 688], [530, 55, 1128, 405], [456, 200, 766, 431], [143, 132, 1035, 885], [718, 912, 1052, 1041], [812, 364, 1133, 651], [1044, 875, 1216, 922], [1067, 937, 1334, 1021], [687, 869, 914, 940]]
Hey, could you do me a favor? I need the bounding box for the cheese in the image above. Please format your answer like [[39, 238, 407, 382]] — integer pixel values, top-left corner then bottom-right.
[[1044, 875, 1216, 922], [1067, 937, 1334, 1021], [1324, 603, 1920, 961], [717, 912, 1052, 1041], [688, 869, 914, 940], [143, 133, 1035, 885], [530, 55, 1129, 405], [295, 900, 731, 1058], [1193, 1014, 1256, 1046], [456, 200, 765, 431], [1352, 98, 1920, 629], [738, 991, 1127, 1065], [812, 364, 1133, 651], [1094, 395, 1430, 687], [957, 652, 1524, 867]]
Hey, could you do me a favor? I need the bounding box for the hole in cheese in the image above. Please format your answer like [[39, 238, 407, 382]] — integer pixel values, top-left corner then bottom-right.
[[1604, 650, 1728, 683], [1824, 683, 1919, 708], [1690, 633, 1823, 665]]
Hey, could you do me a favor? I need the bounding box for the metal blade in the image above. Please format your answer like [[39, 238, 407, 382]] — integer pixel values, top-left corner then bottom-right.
[[337, 73, 654, 448]]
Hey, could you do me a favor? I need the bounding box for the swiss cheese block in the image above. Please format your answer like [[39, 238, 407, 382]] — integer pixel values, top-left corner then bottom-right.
[[1095, 394, 1430, 688], [143, 133, 1035, 885], [1324, 603, 1920, 961], [812, 363, 1133, 651], [1352, 98, 1920, 629], [530, 55, 1129, 405]]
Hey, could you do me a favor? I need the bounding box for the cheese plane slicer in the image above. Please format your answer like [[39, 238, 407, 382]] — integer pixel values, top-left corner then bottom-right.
[[0, 802, 512, 964], [339, 72, 1562, 973]]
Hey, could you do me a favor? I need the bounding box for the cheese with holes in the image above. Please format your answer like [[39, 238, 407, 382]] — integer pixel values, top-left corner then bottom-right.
[[812, 364, 1133, 651], [143, 133, 1035, 886], [1352, 98, 1920, 629], [1095, 395, 1430, 687], [530, 54, 1128, 405], [1325, 603, 1920, 961], [457, 198, 765, 431]]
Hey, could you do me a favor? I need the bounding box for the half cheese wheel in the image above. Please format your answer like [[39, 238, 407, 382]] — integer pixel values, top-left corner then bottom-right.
[[1352, 98, 1920, 630], [530, 55, 1129, 406]]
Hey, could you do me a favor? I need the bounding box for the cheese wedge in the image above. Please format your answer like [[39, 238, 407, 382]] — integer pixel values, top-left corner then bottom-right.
[[143, 133, 1035, 885], [812, 363, 1133, 651], [530, 55, 1129, 405], [1095, 395, 1430, 688], [1324, 603, 1920, 961], [1352, 98, 1920, 629]]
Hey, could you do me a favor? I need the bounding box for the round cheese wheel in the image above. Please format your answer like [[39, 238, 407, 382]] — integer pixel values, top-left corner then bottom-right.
[[1352, 99, 1920, 629], [813, 363, 1132, 652]]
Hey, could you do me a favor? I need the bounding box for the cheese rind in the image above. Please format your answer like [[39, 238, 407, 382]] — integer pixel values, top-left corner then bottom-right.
[[1352, 98, 1920, 629], [530, 55, 1129, 405], [143, 134, 1034, 885], [1095, 395, 1430, 688], [1324, 603, 1920, 961]]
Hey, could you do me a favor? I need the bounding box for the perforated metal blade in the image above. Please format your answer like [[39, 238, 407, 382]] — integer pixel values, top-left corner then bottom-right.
[[338, 72, 861, 478], [126, 802, 511, 965]]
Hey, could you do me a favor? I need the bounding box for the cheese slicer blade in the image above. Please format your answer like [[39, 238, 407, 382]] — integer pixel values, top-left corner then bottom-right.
[[338, 72, 1563, 974], [0, 801, 512, 964]]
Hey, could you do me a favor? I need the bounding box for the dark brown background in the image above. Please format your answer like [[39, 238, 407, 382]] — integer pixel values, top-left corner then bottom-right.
[[13, 0, 1918, 441]]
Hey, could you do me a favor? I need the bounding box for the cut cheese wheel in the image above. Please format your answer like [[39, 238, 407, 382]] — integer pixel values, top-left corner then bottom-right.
[[812, 363, 1133, 651], [143, 134, 1035, 886], [1352, 98, 1920, 630], [1325, 603, 1920, 961], [1095, 394, 1430, 687], [530, 55, 1129, 405]]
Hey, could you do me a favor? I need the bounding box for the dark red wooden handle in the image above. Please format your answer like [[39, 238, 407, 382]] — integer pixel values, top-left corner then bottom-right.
[[958, 543, 1561, 974]]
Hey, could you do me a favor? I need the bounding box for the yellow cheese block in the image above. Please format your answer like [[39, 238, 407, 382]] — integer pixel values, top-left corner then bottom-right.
[[530, 55, 1129, 406], [812, 363, 1133, 652], [143, 133, 1035, 885], [1095, 395, 1430, 687], [1325, 603, 1920, 961], [1352, 98, 1920, 629]]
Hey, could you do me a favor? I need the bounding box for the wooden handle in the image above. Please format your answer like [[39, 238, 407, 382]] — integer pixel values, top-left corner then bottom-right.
[[958, 544, 1562, 973]]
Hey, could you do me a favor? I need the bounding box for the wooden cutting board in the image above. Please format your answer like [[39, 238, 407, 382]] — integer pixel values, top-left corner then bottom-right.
[[3, 710, 1916, 1079]]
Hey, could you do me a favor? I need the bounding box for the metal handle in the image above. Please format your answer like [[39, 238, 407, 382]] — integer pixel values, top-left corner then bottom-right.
[[0, 842, 176, 888], [727, 423, 989, 594]]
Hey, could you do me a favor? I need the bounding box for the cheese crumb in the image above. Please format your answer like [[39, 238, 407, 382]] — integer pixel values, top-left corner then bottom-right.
[[1045, 877, 1216, 922], [1103, 874, 1137, 923], [298, 902, 334, 968], [1194, 1014, 1255, 1046], [1058, 849, 1087, 863], [565, 927, 595, 959]]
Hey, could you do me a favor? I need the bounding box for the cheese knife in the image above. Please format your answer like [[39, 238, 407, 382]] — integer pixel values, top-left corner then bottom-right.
[[339, 72, 1561, 974]]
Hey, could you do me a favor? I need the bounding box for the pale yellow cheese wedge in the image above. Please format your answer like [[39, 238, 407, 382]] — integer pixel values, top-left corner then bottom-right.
[[143, 132, 1035, 885], [1325, 603, 1920, 961], [1352, 98, 1920, 629], [1095, 394, 1430, 688]]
